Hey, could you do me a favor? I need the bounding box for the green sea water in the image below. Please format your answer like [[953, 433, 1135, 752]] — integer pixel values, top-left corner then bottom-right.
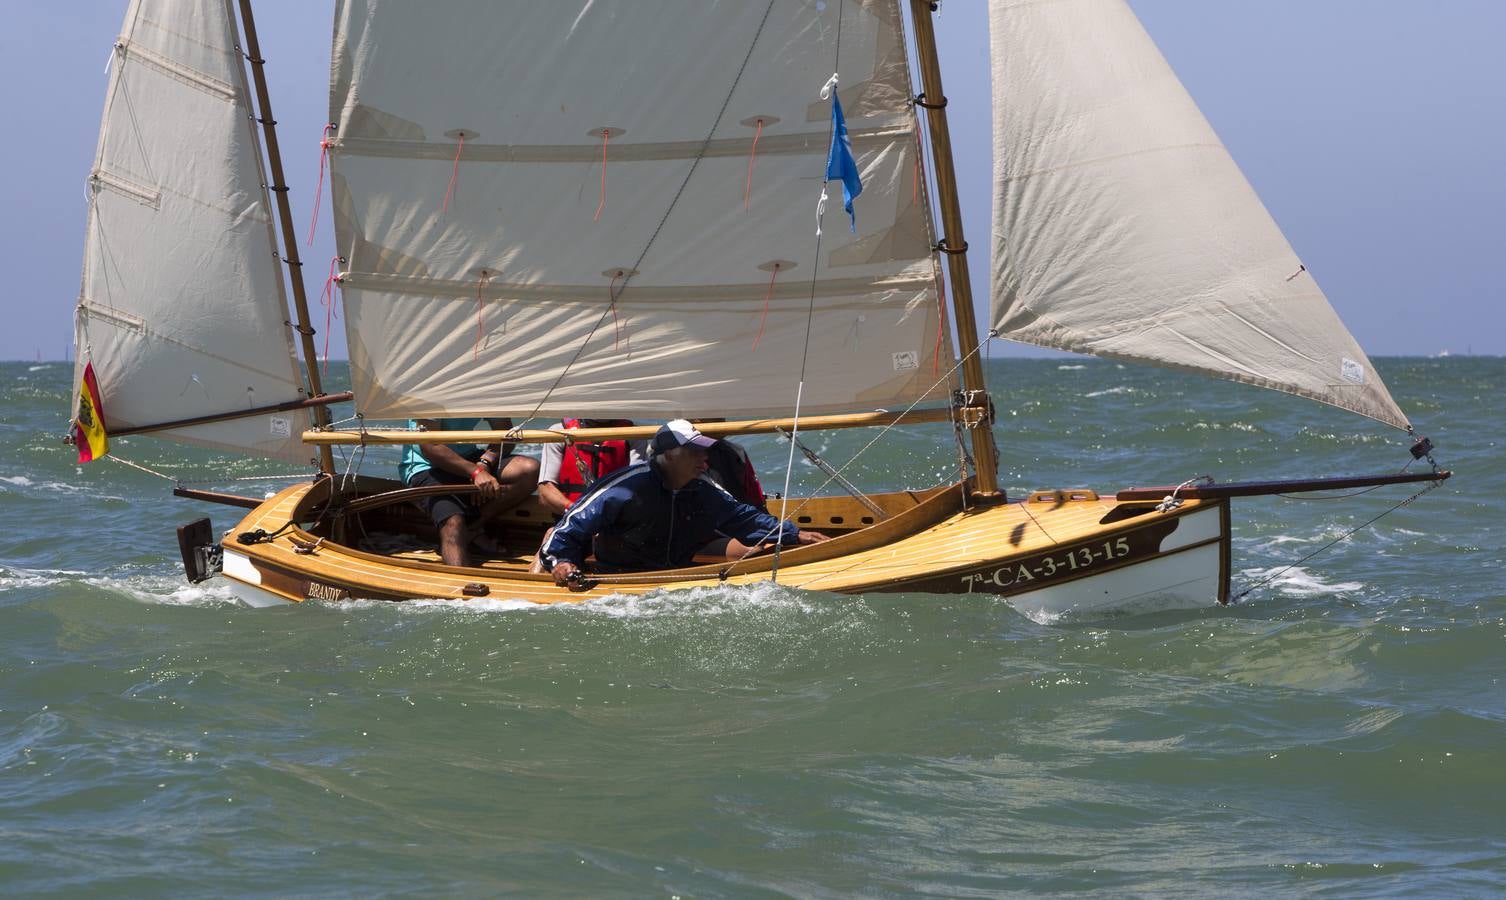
[[2, 357, 1502, 896]]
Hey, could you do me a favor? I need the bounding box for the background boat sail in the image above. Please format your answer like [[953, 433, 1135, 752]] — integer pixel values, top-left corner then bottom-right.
[[71, 0, 1443, 613]]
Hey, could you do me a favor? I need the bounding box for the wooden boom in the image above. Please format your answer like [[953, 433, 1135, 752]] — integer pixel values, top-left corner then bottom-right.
[[300, 406, 957, 446]]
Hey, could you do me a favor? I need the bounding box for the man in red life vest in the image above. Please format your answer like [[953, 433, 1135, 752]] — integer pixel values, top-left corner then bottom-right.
[[536, 418, 649, 518]]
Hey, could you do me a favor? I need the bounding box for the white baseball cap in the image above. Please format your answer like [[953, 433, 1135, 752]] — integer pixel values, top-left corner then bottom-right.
[[651, 419, 717, 454]]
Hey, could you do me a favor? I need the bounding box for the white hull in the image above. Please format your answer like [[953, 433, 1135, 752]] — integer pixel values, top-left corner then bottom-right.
[[221, 548, 287, 608], [1006, 542, 1222, 620]]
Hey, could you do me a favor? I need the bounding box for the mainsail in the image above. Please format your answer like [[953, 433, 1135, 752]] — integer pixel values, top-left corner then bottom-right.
[[75, 0, 312, 463], [988, 0, 1410, 430], [326, 0, 950, 421]]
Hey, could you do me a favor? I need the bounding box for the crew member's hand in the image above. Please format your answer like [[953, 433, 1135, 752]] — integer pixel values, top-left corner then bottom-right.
[[796, 530, 830, 545], [472, 469, 500, 500], [552, 561, 578, 587]]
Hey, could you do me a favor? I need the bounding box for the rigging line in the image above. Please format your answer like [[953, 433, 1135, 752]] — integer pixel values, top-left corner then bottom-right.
[[607, 270, 624, 350], [773, 0, 846, 582], [176, 471, 323, 485], [513, 0, 780, 429], [758, 323, 980, 567], [1231, 479, 1443, 603], [758, 335, 988, 544], [1275, 485, 1388, 501], [104, 454, 176, 481]]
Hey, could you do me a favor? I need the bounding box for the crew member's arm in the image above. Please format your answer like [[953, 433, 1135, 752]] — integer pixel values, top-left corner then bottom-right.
[[541, 485, 626, 586], [536, 426, 571, 517], [416, 419, 500, 499], [708, 487, 828, 548]]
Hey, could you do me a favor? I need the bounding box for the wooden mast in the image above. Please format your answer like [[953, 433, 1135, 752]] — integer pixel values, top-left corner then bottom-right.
[[234, 0, 336, 474], [907, 0, 1002, 498]]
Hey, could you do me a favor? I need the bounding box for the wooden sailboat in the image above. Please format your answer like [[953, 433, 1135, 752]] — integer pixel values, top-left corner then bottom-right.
[[72, 0, 1445, 616]]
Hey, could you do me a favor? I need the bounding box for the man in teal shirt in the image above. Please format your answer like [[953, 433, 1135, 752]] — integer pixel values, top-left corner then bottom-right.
[[401, 417, 539, 567]]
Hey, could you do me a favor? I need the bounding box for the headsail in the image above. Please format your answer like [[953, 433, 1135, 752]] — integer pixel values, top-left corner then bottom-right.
[[988, 0, 1409, 430], [74, 0, 313, 463], [326, 0, 949, 421]]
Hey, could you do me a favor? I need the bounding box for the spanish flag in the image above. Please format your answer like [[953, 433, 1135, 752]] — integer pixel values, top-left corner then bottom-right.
[[73, 362, 109, 463]]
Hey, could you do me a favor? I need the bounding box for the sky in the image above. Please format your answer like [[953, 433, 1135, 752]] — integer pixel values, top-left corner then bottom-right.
[[2, 1, 1502, 362]]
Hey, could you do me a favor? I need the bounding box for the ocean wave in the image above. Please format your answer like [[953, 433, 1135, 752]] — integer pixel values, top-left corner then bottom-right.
[[0, 474, 112, 498], [0, 564, 89, 590], [1056, 364, 1086, 370], [1236, 565, 1364, 597], [1084, 386, 1136, 398], [319, 580, 825, 619], [81, 573, 244, 607]]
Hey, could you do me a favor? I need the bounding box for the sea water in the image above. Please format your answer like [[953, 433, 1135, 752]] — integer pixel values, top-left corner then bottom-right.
[[1, 357, 1502, 895]]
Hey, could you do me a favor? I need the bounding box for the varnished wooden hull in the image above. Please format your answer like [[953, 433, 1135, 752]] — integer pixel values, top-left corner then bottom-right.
[[212, 477, 1230, 618]]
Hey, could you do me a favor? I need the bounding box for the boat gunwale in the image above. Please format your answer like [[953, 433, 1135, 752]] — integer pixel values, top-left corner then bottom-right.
[[265, 477, 968, 583]]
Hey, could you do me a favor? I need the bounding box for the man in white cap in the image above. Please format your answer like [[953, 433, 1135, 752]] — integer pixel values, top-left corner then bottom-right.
[[540, 419, 828, 586]]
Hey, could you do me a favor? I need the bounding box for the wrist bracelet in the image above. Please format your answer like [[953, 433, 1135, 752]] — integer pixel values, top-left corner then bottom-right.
[[470, 465, 486, 481]]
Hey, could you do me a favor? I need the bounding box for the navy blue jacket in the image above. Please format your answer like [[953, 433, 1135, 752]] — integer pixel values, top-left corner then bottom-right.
[[541, 459, 799, 571]]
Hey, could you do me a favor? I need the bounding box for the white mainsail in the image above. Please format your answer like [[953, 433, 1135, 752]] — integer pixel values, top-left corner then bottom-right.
[[988, 0, 1410, 430], [327, 0, 950, 421], [75, 0, 312, 463]]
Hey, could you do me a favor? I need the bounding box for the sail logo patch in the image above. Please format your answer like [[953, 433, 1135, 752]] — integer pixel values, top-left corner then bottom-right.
[[892, 351, 919, 371], [269, 416, 292, 437], [1340, 358, 1365, 385]]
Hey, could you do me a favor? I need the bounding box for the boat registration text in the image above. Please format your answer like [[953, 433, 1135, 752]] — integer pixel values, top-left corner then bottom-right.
[[961, 536, 1133, 591]]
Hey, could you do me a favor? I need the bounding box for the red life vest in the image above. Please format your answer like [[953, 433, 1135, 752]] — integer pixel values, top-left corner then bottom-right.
[[557, 418, 634, 504]]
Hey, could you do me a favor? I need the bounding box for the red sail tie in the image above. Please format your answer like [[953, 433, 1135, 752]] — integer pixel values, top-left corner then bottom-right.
[[594, 130, 610, 222], [306, 124, 334, 246], [442, 133, 465, 213], [752, 263, 780, 351], [474, 270, 492, 360], [744, 118, 764, 210], [319, 256, 342, 375]]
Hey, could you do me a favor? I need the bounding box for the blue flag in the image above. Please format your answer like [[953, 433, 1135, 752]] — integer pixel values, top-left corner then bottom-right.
[[825, 92, 863, 233]]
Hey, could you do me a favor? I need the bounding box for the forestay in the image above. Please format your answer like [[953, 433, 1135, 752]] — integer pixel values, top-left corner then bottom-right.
[[75, 0, 312, 463], [327, 0, 949, 421], [988, 0, 1409, 430]]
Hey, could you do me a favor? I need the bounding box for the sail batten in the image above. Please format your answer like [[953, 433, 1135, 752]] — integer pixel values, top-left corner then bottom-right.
[[74, 0, 313, 463], [988, 0, 1410, 430], [328, 0, 949, 421]]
